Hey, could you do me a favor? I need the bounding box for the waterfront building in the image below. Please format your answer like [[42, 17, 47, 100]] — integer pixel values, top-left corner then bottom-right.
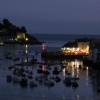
[[61, 42, 78, 55], [89, 42, 100, 63], [16, 32, 26, 40], [61, 38, 90, 55]]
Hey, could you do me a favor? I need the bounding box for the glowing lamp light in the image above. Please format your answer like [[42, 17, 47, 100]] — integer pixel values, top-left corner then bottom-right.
[[74, 59, 77, 69], [75, 52, 78, 55], [42, 65, 45, 71], [42, 44, 46, 50], [25, 38, 28, 41]]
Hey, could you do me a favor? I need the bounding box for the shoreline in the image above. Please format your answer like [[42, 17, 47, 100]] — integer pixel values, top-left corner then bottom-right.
[[3, 40, 42, 45], [41, 51, 100, 70], [41, 51, 87, 60]]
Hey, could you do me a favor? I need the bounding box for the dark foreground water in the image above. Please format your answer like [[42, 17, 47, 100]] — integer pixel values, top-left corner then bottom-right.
[[0, 34, 100, 100], [0, 45, 99, 100]]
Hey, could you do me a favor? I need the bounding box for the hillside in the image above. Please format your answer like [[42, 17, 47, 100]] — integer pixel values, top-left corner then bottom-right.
[[0, 19, 42, 45]]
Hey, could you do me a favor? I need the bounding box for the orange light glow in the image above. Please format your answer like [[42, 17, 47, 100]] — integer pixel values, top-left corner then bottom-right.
[[25, 38, 28, 41]]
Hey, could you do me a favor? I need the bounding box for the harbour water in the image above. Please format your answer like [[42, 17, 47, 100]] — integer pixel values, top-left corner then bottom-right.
[[0, 34, 100, 100], [33, 34, 100, 51]]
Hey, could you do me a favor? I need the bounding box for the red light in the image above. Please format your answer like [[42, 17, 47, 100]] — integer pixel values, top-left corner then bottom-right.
[[42, 44, 46, 50], [42, 65, 45, 71], [75, 52, 78, 55]]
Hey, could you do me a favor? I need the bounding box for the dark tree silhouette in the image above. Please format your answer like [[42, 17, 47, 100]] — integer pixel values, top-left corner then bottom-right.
[[0, 18, 42, 44], [20, 26, 27, 33], [0, 23, 3, 30], [2, 19, 11, 29]]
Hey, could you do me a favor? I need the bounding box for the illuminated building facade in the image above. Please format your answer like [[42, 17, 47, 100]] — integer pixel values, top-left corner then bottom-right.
[[61, 38, 90, 55], [15, 32, 28, 42], [16, 32, 25, 40]]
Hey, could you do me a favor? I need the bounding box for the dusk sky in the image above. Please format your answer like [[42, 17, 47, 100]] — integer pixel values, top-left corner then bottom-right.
[[0, 0, 100, 34]]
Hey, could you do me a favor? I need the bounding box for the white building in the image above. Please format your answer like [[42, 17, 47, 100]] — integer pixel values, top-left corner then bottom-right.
[[89, 41, 100, 63], [61, 38, 90, 55], [16, 32, 25, 40]]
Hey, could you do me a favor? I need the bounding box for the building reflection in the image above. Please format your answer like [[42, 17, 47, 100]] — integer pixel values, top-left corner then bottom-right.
[[25, 45, 28, 54], [62, 59, 83, 78], [62, 59, 100, 94], [62, 68, 66, 79], [86, 67, 89, 86], [89, 69, 100, 93]]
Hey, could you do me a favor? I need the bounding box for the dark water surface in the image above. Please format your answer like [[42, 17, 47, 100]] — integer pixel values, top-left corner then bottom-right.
[[0, 34, 100, 100], [33, 34, 100, 51]]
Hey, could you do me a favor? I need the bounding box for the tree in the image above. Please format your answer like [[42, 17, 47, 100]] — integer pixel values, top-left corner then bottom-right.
[[16, 27, 21, 32], [2, 19, 11, 29], [0, 23, 3, 30], [20, 26, 27, 33]]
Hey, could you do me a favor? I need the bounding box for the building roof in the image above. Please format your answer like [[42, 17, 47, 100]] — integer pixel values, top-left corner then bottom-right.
[[90, 39, 100, 49], [75, 38, 90, 42], [62, 42, 78, 48], [94, 42, 100, 49]]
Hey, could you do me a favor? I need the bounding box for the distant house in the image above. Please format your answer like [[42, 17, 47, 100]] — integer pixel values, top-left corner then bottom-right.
[[76, 38, 90, 55], [61, 42, 78, 55], [89, 39, 100, 63], [92, 43, 100, 63], [61, 38, 90, 55], [16, 32, 26, 41]]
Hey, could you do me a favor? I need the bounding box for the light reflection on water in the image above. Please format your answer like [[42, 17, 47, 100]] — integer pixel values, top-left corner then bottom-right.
[[0, 45, 100, 100]]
